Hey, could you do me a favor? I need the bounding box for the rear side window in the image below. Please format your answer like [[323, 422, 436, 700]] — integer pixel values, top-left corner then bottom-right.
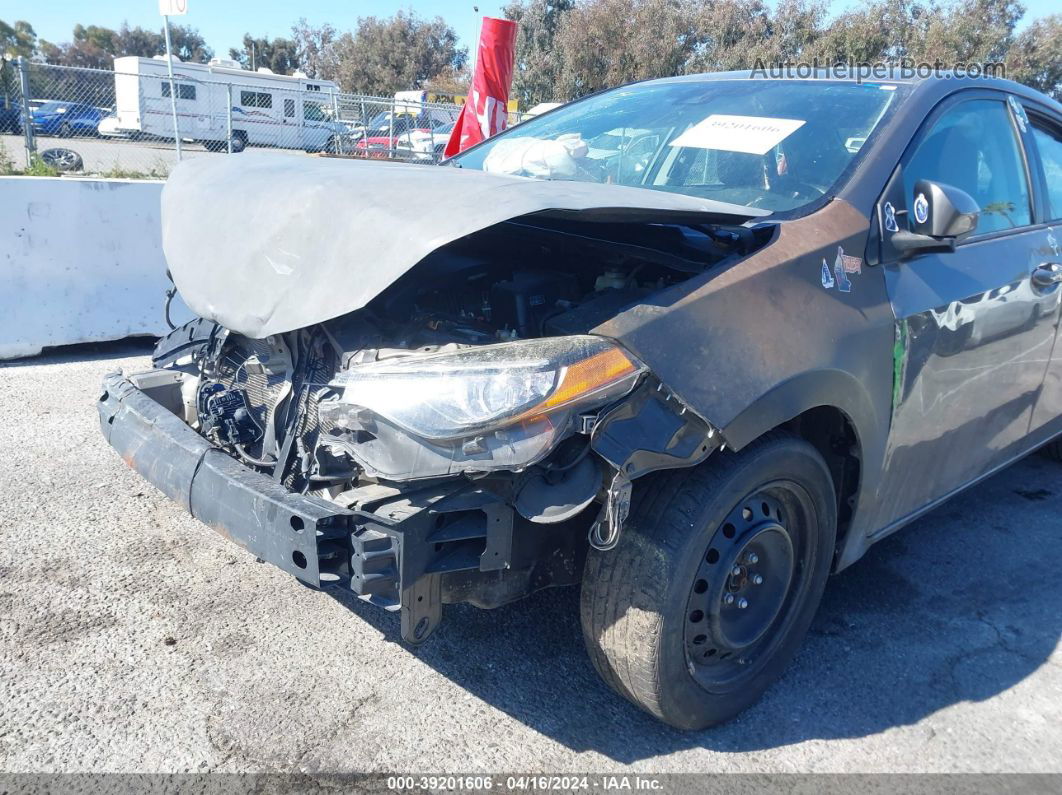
[[241, 91, 272, 109], [903, 99, 1031, 235], [1030, 122, 1062, 221], [162, 82, 196, 101]]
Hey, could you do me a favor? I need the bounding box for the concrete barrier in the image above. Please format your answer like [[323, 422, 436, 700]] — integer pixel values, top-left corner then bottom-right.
[[0, 176, 190, 360]]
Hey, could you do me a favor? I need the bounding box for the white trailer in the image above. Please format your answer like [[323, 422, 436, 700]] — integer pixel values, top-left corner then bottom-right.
[[110, 55, 347, 152]]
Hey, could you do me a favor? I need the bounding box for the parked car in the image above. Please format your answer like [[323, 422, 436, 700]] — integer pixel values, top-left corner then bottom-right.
[[99, 71, 1062, 730], [405, 121, 454, 161], [30, 101, 105, 137], [97, 113, 134, 139], [523, 101, 564, 119], [352, 134, 404, 159], [0, 97, 22, 134], [353, 118, 454, 161]]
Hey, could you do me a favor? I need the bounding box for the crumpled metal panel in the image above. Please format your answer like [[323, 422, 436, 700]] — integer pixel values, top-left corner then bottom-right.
[[161, 154, 766, 339], [98, 371, 352, 587], [98, 370, 211, 512]]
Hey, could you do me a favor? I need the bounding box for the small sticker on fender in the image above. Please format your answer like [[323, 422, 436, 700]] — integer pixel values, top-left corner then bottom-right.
[[834, 261, 853, 293], [821, 258, 835, 289], [836, 246, 862, 275]]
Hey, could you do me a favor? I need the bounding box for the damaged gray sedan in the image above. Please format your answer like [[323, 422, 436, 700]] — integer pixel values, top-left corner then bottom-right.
[[100, 72, 1062, 729]]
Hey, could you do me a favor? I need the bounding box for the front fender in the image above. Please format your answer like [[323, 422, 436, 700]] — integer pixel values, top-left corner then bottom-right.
[[722, 368, 875, 453], [596, 199, 897, 566]]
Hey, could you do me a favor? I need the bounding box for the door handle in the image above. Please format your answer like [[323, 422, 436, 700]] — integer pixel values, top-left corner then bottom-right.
[[1031, 263, 1062, 288]]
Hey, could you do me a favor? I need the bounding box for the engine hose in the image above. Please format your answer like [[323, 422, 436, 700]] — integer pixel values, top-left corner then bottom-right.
[[163, 286, 178, 330], [235, 443, 277, 468], [540, 439, 591, 473]]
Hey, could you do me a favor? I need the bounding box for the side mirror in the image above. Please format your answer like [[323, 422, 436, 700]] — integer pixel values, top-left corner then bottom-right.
[[892, 179, 979, 256]]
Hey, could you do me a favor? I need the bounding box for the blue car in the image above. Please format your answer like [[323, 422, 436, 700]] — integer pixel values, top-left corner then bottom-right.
[[31, 101, 104, 137], [0, 97, 21, 134]]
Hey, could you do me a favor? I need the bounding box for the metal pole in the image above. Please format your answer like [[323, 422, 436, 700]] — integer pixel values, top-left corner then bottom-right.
[[16, 56, 34, 161], [330, 91, 339, 153], [163, 15, 183, 160], [470, 10, 482, 79], [226, 84, 233, 153], [388, 98, 394, 159], [1, 59, 10, 107]]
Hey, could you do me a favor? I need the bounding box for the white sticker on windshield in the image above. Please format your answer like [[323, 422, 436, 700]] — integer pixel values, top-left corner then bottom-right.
[[669, 114, 806, 155]]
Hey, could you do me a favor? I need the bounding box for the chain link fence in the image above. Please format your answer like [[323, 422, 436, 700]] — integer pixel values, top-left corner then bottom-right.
[[1, 60, 524, 178]]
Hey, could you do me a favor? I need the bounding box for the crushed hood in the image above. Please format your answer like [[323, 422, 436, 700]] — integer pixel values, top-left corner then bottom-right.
[[161, 153, 768, 338]]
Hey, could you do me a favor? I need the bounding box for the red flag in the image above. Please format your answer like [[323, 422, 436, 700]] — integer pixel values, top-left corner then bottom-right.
[[444, 17, 518, 158]]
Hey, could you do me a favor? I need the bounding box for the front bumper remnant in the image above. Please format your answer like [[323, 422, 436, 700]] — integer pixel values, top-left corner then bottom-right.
[[97, 371, 517, 642]]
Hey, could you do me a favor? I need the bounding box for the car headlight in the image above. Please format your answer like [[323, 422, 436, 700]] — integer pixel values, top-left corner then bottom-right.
[[327, 335, 645, 440]]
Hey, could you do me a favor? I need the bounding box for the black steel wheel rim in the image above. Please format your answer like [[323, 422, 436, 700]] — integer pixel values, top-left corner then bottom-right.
[[683, 481, 813, 692]]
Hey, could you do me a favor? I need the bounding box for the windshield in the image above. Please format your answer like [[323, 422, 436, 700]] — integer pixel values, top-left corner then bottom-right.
[[37, 101, 69, 113], [452, 79, 900, 212]]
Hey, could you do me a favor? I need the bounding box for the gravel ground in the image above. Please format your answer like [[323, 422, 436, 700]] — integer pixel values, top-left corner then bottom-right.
[[1, 339, 1060, 774]]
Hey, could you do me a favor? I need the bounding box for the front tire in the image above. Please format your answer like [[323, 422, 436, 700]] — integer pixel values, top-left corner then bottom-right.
[[580, 432, 837, 729]]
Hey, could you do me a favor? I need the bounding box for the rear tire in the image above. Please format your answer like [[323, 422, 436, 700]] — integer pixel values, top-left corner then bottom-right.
[[229, 132, 247, 153], [580, 432, 837, 729], [58, 121, 72, 138]]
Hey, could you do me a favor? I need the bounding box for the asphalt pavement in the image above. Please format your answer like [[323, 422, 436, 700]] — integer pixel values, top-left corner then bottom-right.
[[1, 339, 1060, 774]]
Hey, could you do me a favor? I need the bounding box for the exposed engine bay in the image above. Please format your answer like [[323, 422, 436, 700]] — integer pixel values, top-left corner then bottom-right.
[[150, 214, 762, 597]]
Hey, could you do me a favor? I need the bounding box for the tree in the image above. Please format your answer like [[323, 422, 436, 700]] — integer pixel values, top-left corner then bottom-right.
[[503, 0, 575, 107], [167, 25, 213, 63], [759, 0, 827, 62], [686, 0, 773, 72], [1, 20, 36, 101], [48, 24, 119, 68], [1, 19, 37, 58], [36, 21, 212, 67], [806, 0, 906, 64], [230, 34, 299, 74], [421, 65, 471, 95], [114, 24, 163, 58], [1007, 14, 1061, 99], [330, 11, 467, 95], [291, 18, 338, 79], [917, 0, 1024, 64], [553, 0, 699, 99]]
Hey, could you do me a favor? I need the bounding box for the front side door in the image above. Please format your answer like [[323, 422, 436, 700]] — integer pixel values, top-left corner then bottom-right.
[[282, 95, 298, 150], [301, 99, 331, 152], [873, 93, 1059, 526], [1025, 108, 1062, 437]]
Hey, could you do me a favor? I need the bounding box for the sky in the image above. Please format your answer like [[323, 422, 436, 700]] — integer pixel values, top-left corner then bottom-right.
[[4, 0, 1056, 59], [5, 1, 506, 57]]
